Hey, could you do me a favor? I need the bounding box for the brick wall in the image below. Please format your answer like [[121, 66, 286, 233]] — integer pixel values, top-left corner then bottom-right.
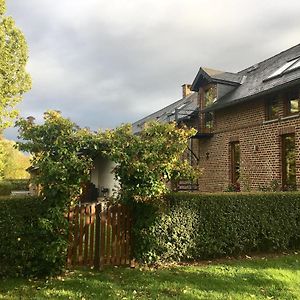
[[197, 89, 300, 192]]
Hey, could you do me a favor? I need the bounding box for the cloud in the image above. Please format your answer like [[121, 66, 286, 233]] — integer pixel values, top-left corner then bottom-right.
[[4, 0, 300, 140]]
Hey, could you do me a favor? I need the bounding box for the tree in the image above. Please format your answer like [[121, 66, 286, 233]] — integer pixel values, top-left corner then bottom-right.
[[0, 0, 31, 129], [0, 138, 30, 179], [103, 121, 200, 203]]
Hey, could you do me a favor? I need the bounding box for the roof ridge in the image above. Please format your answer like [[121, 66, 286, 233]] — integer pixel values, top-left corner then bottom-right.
[[238, 43, 300, 74]]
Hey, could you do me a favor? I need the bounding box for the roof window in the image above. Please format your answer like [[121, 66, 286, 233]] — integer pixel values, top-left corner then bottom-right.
[[266, 56, 300, 80]]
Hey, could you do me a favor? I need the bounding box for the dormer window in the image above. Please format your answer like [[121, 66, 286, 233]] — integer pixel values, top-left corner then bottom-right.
[[204, 86, 217, 107]]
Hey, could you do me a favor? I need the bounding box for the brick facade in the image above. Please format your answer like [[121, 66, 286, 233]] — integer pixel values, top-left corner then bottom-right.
[[196, 87, 300, 192]]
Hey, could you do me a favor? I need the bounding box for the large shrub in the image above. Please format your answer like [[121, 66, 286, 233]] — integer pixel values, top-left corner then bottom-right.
[[0, 196, 65, 277], [103, 122, 199, 203], [16, 111, 98, 276], [133, 192, 300, 264]]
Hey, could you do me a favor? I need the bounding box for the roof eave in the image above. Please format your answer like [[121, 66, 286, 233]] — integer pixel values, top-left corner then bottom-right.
[[203, 78, 300, 112], [212, 79, 241, 86]]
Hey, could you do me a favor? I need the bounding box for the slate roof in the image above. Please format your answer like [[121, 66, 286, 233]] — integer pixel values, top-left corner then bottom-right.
[[203, 43, 300, 112], [132, 92, 198, 133]]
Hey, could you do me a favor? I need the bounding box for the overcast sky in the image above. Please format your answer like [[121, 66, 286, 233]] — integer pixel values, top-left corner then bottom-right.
[[5, 0, 300, 139]]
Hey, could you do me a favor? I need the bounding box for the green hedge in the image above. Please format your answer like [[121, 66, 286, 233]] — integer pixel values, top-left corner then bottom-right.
[[0, 181, 13, 195], [0, 196, 66, 278], [0, 180, 29, 196], [132, 192, 300, 264], [8, 179, 29, 191]]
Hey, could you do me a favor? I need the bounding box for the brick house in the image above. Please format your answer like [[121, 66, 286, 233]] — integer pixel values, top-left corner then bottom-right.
[[133, 43, 300, 192]]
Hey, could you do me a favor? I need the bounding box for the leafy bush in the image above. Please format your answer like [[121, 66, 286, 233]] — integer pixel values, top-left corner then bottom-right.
[[0, 180, 29, 196], [0, 181, 12, 195], [0, 196, 67, 278], [8, 179, 29, 190], [133, 192, 300, 264], [132, 202, 198, 264]]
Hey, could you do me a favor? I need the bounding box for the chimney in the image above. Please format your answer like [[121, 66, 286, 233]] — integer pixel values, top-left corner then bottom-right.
[[182, 84, 192, 98]]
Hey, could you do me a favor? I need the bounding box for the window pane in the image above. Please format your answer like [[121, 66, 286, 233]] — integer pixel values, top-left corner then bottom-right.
[[267, 100, 279, 120], [231, 142, 240, 187], [204, 87, 216, 107], [282, 134, 296, 191], [267, 59, 298, 79], [290, 99, 299, 114], [204, 112, 213, 129], [287, 58, 300, 71]]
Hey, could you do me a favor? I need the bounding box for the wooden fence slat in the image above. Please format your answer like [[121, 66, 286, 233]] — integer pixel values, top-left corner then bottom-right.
[[121, 206, 126, 265], [73, 205, 79, 264], [89, 204, 95, 266], [100, 205, 106, 268], [67, 208, 74, 265], [83, 205, 90, 265], [106, 206, 111, 265], [113, 206, 118, 265], [105, 205, 110, 265], [125, 206, 131, 265], [78, 205, 85, 265], [110, 206, 115, 265], [94, 204, 101, 269], [116, 205, 122, 265]]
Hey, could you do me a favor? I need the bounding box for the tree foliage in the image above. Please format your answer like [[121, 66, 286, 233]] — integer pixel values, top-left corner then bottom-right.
[[17, 111, 100, 203], [0, 0, 31, 129], [17, 112, 199, 205], [0, 139, 30, 179], [16, 111, 199, 275], [103, 121, 200, 203], [16, 111, 100, 275]]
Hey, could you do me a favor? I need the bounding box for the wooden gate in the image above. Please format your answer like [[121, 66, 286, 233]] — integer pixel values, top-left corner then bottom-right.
[[67, 202, 132, 269]]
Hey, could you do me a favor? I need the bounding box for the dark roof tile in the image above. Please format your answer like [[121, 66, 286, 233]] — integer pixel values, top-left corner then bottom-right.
[[132, 93, 198, 133]]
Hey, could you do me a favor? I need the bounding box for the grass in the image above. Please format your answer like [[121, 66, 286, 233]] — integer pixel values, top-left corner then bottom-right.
[[1, 253, 300, 299]]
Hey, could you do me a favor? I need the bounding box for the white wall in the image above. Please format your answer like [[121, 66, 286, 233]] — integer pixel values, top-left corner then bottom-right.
[[90, 156, 119, 198]]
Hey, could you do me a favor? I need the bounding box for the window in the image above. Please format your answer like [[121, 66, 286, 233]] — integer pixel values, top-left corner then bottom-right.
[[204, 112, 213, 130], [266, 99, 279, 120], [282, 134, 296, 191], [266, 56, 300, 80], [204, 86, 216, 107], [230, 142, 240, 187], [285, 89, 300, 115]]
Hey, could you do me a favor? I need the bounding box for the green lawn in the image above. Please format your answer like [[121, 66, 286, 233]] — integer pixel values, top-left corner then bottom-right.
[[1, 254, 300, 300]]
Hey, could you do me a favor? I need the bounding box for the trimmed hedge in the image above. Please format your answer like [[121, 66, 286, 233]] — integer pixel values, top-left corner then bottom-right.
[[8, 179, 29, 191], [0, 181, 12, 195], [0, 196, 66, 278], [132, 192, 300, 264], [0, 180, 29, 196]]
